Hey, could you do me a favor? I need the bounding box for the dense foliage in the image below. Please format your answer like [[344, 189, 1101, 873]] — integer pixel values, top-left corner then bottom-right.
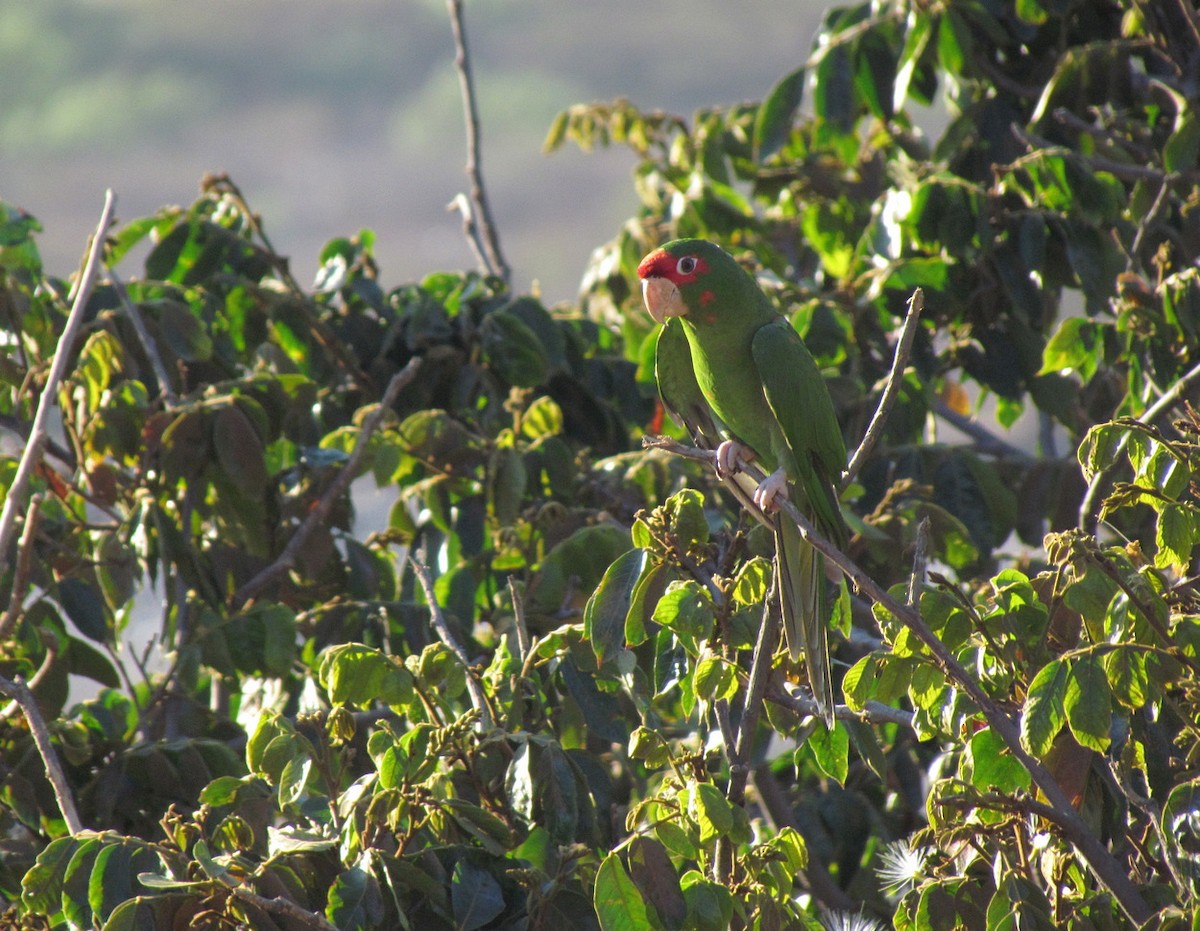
[[4, 1, 1200, 928]]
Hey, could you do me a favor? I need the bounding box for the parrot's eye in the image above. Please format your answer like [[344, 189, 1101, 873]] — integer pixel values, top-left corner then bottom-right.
[[676, 256, 698, 276]]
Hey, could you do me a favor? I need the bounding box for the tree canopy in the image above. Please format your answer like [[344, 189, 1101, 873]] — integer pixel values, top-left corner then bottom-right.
[[4, 1, 1200, 928]]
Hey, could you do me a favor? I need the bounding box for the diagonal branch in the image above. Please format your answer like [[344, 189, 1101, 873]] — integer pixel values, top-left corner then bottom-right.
[[644, 434, 1152, 925], [0, 675, 83, 834], [0, 189, 116, 577], [409, 557, 495, 732], [232, 359, 422, 608], [842, 287, 924, 488], [108, 267, 179, 407], [446, 0, 510, 284]]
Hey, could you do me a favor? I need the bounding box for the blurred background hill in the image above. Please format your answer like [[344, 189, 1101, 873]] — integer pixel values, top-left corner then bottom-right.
[[4, 0, 825, 302]]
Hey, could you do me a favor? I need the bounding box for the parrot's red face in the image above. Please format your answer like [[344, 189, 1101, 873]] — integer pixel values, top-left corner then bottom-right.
[[637, 247, 712, 324]]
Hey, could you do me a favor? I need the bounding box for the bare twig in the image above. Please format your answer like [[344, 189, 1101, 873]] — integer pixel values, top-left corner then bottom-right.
[[0, 189, 116, 577], [446, 0, 510, 283], [0, 675, 83, 834], [0, 643, 57, 723], [409, 557, 495, 731], [931, 397, 1036, 462], [764, 681, 916, 729], [645, 434, 1152, 925], [729, 587, 782, 804], [1079, 358, 1200, 536], [230, 887, 339, 931], [907, 516, 930, 608], [107, 268, 179, 406], [843, 287, 924, 488], [232, 359, 421, 608], [508, 575, 531, 663], [0, 494, 43, 642]]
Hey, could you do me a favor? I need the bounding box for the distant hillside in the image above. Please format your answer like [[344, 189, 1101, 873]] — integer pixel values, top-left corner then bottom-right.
[[3, 0, 824, 301]]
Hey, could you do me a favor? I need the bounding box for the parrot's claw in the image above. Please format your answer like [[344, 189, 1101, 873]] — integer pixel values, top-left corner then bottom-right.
[[754, 467, 790, 513], [714, 440, 754, 477]]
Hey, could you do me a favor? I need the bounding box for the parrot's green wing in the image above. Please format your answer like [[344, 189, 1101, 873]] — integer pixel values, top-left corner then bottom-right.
[[655, 320, 770, 528], [655, 318, 721, 444], [752, 316, 847, 728], [751, 317, 847, 545]]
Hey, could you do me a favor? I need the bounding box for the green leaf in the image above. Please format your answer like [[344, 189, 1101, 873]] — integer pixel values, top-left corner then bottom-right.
[[20, 835, 79, 916], [664, 488, 708, 548], [688, 783, 733, 843], [1103, 648, 1148, 709], [451, 860, 506, 931], [1156, 504, 1200, 575], [480, 309, 549, 388], [1064, 656, 1112, 752], [651, 581, 714, 655], [56, 577, 110, 643], [327, 865, 382, 931], [754, 66, 805, 161], [692, 655, 738, 703], [157, 299, 213, 362], [1021, 660, 1070, 758], [1164, 110, 1200, 173], [967, 727, 1031, 792], [521, 394, 564, 439], [893, 12, 933, 113], [1039, 316, 1101, 381], [213, 404, 269, 495], [806, 722, 849, 784], [584, 548, 647, 666], [444, 799, 515, 857], [594, 852, 651, 931], [627, 837, 686, 931], [487, 445, 527, 526], [679, 870, 733, 931]]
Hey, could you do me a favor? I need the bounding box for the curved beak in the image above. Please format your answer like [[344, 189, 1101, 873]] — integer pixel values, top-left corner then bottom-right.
[[642, 276, 686, 324]]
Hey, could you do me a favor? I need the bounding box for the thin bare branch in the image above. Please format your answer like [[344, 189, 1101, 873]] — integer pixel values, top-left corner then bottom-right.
[[0, 493, 43, 642], [231, 886, 339, 931], [108, 267, 179, 406], [0, 675, 83, 834], [409, 557, 495, 732], [446, 0, 510, 283], [843, 287, 924, 488], [931, 397, 1036, 462], [907, 516, 930, 608], [0, 189, 116, 577], [764, 681, 916, 729], [507, 575, 531, 663], [233, 359, 422, 607]]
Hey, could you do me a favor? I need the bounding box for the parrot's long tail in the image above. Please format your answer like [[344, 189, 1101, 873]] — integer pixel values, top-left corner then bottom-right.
[[776, 518, 835, 728]]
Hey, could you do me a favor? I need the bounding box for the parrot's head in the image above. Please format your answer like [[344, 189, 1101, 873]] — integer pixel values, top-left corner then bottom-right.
[[637, 239, 738, 326]]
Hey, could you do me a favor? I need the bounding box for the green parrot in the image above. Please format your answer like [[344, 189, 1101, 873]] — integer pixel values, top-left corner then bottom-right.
[[638, 238, 848, 727]]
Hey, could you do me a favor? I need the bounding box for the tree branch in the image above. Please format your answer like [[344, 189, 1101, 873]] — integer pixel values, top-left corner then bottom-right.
[[842, 287, 924, 488], [0, 675, 83, 834], [409, 557, 495, 732], [446, 0, 510, 283], [931, 396, 1037, 462], [0, 189, 116, 577], [645, 434, 1153, 925], [108, 267, 179, 407], [0, 493, 43, 642], [232, 359, 422, 608]]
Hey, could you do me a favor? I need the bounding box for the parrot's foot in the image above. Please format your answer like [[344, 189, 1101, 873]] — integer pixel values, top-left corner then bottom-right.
[[715, 439, 754, 477], [754, 467, 790, 512]]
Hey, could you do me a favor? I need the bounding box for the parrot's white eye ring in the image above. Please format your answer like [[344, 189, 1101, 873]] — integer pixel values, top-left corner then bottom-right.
[[676, 256, 698, 276]]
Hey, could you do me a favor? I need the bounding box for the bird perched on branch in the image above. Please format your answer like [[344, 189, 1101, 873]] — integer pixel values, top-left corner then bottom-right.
[[638, 238, 848, 727]]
